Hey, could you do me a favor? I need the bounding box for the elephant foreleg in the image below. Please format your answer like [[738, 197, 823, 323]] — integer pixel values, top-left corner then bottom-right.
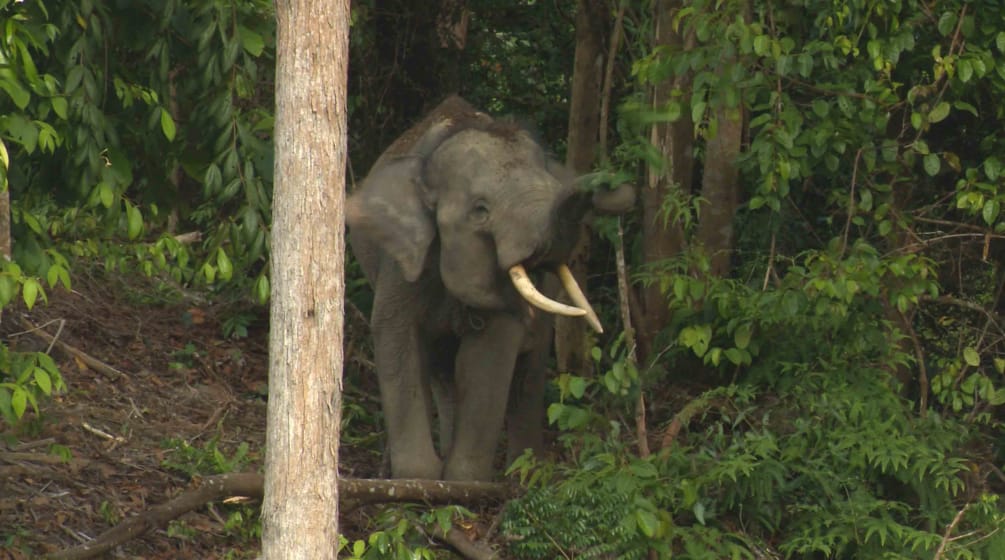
[[443, 313, 526, 481], [372, 323, 442, 480]]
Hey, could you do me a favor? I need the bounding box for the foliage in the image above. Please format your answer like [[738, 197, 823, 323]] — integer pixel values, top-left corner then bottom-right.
[[505, 1, 1005, 556], [0, 332, 66, 425], [0, 0, 275, 427], [161, 436, 252, 478], [339, 505, 471, 560]]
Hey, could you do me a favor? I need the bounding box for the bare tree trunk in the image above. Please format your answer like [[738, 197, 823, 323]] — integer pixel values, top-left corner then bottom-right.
[[555, 0, 608, 376], [694, 0, 747, 277], [695, 105, 743, 276], [638, 0, 694, 362], [263, 1, 349, 558]]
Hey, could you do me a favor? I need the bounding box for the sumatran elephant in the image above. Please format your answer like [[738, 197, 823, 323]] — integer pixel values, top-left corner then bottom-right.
[[347, 96, 632, 481]]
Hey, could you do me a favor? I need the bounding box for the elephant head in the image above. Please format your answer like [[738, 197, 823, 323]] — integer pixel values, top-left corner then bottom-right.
[[347, 96, 601, 331]]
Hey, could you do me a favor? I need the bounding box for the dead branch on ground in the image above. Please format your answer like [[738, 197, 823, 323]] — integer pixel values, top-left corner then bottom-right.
[[45, 473, 514, 560], [18, 317, 126, 380]]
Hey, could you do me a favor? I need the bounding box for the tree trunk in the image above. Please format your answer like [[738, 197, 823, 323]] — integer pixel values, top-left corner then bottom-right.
[[694, 1, 747, 277], [263, 1, 349, 558], [638, 0, 694, 362], [555, 0, 608, 376], [696, 105, 743, 276]]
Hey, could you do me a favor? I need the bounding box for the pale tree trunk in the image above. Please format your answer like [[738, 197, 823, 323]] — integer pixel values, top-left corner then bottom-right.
[[638, 0, 694, 362], [555, 0, 608, 376], [263, 1, 349, 558]]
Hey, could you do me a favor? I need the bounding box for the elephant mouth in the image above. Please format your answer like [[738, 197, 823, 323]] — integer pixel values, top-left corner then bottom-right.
[[507, 264, 603, 333]]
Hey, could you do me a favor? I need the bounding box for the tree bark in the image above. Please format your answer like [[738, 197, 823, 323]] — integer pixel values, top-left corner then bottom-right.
[[555, 0, 608, 376], [693, 0, 747, 277], [638, 0, 695, 362], [264, 1, 349, 559], [696, 105, 743, 276]]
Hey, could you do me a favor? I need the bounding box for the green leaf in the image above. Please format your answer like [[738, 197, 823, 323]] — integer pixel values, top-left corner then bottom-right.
[[22, 278, 40, 310], [734, 323, 752, 349], [985, 157, 1002, 181], [811, 99, 829, 118], [0, 277, 14, 306], [237, 25, 265, 56], [693, 501, 706, 525], [126, 202, 143, 240], [958, 59, 973, 83], [963, 347, 980, 367], [928, 102, 950, 124], [51, 96, 68, 119], [983, 199, 1000, 226], [635, 509, 659, 538], [923, 153, 940, 176], [568, 376, 587, 399], [0, 78, 30, 109], [254, 274, 270, 304], [724, 348, 745, 365], [998, 32, 1005, 53], [98, 182, 115, 208], [216, 247, 233, 281], [160, 108, 176, 141], [937, 11, 957, 36], [11, 388, 27, 419], [34, 367, 52, 395]]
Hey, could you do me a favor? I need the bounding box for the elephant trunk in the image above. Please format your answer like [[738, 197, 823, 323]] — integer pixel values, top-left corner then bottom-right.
[[507, 264, 603, 333]]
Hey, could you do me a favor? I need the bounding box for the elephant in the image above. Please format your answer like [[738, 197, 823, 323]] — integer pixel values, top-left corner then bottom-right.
[[347, 96, 632, 481]]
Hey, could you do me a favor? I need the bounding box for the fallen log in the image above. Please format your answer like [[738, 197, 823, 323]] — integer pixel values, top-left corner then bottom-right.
[[46, 473, 514, 560]]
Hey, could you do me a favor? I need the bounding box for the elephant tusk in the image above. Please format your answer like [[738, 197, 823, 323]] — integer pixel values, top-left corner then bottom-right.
[[556, 265, 603, 334], [508, 265, 587, 318]]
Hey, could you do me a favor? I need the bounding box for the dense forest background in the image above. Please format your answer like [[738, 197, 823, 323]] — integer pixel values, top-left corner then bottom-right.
[[4, 0, 1005, 558]]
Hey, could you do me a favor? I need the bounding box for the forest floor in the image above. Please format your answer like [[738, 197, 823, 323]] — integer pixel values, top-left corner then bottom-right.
[[0, 266, 390, 559]]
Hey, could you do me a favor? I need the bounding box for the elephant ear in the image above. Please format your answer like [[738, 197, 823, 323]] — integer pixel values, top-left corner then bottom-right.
[[347, 118, 455, 282]]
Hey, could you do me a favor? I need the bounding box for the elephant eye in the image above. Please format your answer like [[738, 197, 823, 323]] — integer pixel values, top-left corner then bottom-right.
[[470, 200, 490, 223]]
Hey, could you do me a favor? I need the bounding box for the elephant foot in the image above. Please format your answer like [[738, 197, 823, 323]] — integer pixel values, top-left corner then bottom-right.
[[391, 454, 443, 480], [442, 455, 495, 482]]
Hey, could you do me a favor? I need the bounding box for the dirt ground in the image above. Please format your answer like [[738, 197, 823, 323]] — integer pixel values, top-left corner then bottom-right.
[[0, 267, 385, 559]]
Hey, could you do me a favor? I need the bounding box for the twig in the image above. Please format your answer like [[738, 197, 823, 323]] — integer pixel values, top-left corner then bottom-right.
[[600, 0, 649, 459], [19, 317, 126, 381], [897, 309, 929, 417], [598, 0, 626, 157], [762, 232, 776, 291], [840, 148, 863, 257], [933, 503, 971, 560], [81, 422, 127, 445], [658, 394, 716, 450], [172, 231, 202, 244]]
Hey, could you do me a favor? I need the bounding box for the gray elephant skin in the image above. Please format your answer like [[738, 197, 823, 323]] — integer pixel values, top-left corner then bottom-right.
[[347, 96, 622, 481]]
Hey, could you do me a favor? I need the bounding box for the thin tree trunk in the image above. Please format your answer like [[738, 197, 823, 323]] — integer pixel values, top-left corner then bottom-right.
[[696, 105, 743, 276], [556, 0, 608, 376], [694, 0, 747, 277], [638, 0, 694, 362], [263, 1, 349, 558]]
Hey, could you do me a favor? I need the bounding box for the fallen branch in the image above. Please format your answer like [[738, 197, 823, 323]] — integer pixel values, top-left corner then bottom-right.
[[437, 526, 500, 560], [46, 473, 514, 560], [19, 318, 126, 381]]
